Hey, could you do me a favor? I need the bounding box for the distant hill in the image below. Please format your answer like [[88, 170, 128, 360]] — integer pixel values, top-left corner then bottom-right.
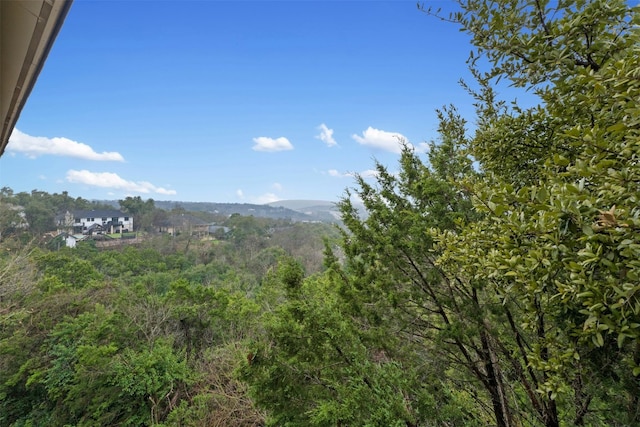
[[92, 199, 366, 223], [153, 201, 322, 221], [267, 199, 369, 222], [266, 200, 336, 211], [266, 200, 341, 223], [93, 199, 340, 223]]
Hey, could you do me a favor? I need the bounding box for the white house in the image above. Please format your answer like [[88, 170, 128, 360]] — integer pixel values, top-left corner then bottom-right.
[[58, 210, 133, 235], [64, 234, 87, 248]]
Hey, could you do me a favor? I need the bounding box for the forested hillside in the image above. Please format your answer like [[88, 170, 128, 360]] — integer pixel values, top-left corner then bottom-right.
[[0, 210, 339, 426], [2, 0, 640, 426]]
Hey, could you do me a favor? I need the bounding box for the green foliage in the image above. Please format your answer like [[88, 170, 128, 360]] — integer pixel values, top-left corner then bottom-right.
[[34, 250, 102, 288], [243, 271, 449, 427], [0, 274, 116, 426], [112, 340, 190, 425], [240, 145, 487, 424], [426, 1, 640, 425], [244, 3, 640, 426], [119, 196, 155, 216], [1, 216, 332, 425], [431, 0, 636, 88], [433, 22, 640, 424], [119, 196, 156, 231]]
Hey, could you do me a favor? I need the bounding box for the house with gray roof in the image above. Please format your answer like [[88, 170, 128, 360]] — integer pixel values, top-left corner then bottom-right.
[[57, 210, 133, 235]]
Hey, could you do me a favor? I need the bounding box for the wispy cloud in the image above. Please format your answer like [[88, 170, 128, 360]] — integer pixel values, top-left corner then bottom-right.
[[315, 123, 337, 147], [8, 129, 124, 161], [327, 168, 379, 179], [271, 182, 283, 191], [359, 169, 380, 178], [252, 136, 293, 152], [66, 170, 176, 195]]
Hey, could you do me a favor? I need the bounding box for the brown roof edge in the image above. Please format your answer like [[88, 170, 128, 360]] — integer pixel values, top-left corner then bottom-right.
[[0, 0, 74, 156]]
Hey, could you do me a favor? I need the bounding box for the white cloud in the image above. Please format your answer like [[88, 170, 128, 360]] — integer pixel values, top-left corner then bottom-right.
[[66, 170, 176, 195], [8, 129, 125, 161], [352, 127, 408, 154], [271, 182, 283, 191], [315, 123, 337, 147], [328, 169, 342, 177], [253, 192, 280, 204], [416, 142, 430, 153], [237, 188, 280, 204], [252, 136, 293, 152], [359, 169, 379, 178]]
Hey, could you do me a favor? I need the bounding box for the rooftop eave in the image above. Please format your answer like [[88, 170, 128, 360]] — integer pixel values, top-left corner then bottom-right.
[[0, 0, 73, 156]]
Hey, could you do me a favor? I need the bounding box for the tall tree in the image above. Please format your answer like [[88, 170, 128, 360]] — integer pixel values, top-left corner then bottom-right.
[[119, 196, 156, 231], [244, 1, 640, 426], [428, 0, 640, 424], [243, 115, 497, 426]]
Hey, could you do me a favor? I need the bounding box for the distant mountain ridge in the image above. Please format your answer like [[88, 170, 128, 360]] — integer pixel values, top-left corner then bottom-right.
[[266, 200, 336, 210], [267, 200, 342, 222], [93, 199, 343, 223]]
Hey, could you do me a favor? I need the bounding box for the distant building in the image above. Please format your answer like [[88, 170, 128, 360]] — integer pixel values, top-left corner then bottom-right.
[[47, 232, 88, 249], [57, 210, 133, 235], [208, 225, 230, 235], [160, 213, 209, 237], [64, 233, 87, 248], [156, 213, 230, 238]]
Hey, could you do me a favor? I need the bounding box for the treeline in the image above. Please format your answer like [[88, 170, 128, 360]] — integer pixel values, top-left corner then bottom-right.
[[0, 190, 198, 236], [0, 188, 114, 236], [0, 189, 333, 245]]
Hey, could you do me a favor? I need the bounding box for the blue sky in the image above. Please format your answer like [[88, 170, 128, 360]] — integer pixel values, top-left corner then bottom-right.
[[3, 0, 488, 204]]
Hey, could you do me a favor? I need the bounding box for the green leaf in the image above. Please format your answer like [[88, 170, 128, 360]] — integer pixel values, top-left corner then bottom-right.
[[617, 333, 626, 348], [607, 122, 627, 132], [594, 332, 604, 347]]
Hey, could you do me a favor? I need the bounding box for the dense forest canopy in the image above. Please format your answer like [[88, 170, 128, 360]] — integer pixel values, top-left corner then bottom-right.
[[1, 1, 639, 426], [0, 190, 340, 426]]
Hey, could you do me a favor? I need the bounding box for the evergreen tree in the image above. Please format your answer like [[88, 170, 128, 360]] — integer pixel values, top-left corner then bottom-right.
[[243, 1, 640, 425]]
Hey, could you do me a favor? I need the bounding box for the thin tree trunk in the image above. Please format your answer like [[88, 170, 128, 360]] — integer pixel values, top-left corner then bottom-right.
[[536, 298, 559, 427], [480, 327, 512, 427]]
